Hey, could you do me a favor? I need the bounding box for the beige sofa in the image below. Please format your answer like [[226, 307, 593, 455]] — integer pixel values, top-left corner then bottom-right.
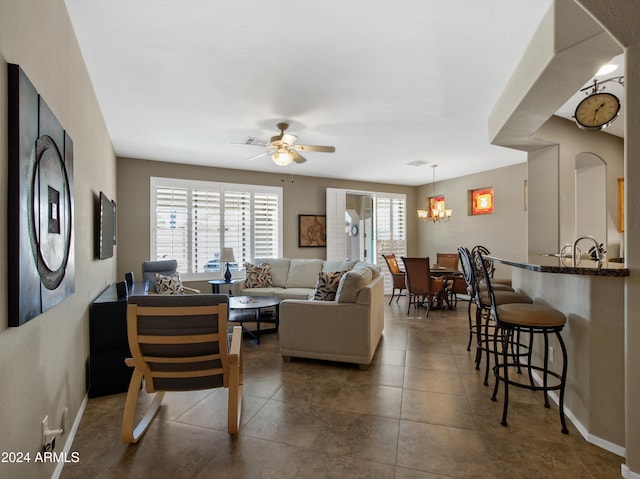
[[279, 263, 385, 369], [230, 258, 359, 300]]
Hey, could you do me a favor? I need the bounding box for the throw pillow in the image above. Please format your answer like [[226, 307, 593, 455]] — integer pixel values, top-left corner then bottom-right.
[[154, 272, 185, 295], [312, 271, 346, 301], [244, 262, 273, 288]]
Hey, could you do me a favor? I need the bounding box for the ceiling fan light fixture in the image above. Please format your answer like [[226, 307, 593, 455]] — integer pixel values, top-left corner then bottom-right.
[[596, 63, 618, 76], [271, 147, 294, 166]]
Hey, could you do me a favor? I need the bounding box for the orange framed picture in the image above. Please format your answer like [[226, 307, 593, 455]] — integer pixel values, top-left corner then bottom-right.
[[429, 195, 446, 217], [470, 188, 494, 215]]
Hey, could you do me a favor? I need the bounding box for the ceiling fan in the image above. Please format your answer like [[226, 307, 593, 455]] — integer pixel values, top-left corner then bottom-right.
[[238, 122, 335, 166]]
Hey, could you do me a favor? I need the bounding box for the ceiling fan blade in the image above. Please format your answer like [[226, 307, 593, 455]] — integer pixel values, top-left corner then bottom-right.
[[295, 144, 336, 153], [246, 151, 268, 161], [242, 137, 270, 147], [292, 151, 307, 164]]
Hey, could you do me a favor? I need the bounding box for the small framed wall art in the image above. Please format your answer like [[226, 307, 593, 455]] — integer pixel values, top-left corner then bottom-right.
[[469, 187, 494, 215], [298, 215, 326, 247]]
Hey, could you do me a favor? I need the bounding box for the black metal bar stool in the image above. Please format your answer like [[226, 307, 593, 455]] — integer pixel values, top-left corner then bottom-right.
[[459, 247, 532, 385], [477, 252, 569, 434], [458, 247, 515, 357]]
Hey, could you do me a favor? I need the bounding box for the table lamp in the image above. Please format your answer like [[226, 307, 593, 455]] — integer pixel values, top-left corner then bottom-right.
[[221, 248, 236, 282]]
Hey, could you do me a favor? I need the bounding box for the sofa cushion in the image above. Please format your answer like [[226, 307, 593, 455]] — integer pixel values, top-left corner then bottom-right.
[[335, 266, 373, 303], [255, 258, 290, 287], [154, 272, 184, 295], [322, 259, 359, 273], [285, 259, 324, 289], [245, 262, 273, 288], [354, 261, 382, 279], [275, 288, 315, 300], [239, 287, 284, 297], [313, 271, 346, 301]]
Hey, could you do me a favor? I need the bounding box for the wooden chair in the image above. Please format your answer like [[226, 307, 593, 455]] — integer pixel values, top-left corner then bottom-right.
[[401, 257, 444, 316], [121, 294, 242, 443], [436, 252, 459, 270], [436, 252, 462, 307], [382, 254, 406, 304]]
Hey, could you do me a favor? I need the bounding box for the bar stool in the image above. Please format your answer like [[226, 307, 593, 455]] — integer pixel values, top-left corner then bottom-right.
[[477, 252, 569, 434], [457, 247, 514, 350], [471, 245, 513, 287], [459, 247, 532, 385]]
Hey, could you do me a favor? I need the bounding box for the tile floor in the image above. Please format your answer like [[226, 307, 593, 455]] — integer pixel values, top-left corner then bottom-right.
[[60, 298, 623, 478]]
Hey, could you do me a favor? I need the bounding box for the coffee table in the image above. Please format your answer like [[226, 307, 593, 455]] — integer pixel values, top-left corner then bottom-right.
[[228, 296, 281, 344]]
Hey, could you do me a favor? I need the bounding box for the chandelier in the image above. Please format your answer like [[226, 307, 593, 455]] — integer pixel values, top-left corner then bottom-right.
[[417, 165, 452, 223]]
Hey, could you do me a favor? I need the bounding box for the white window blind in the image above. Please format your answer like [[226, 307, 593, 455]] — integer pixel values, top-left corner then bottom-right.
[[155, 186, 189, 272], [375, 195, 407, 294], [254, 192, 280, 259], [151, 177, 282, 278], [223, 190, 251, 267]]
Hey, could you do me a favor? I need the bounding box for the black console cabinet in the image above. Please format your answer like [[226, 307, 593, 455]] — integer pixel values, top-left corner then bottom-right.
[[88, 281, 148, 397]]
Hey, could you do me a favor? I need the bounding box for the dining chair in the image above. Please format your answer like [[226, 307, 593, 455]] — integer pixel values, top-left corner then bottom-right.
[[400, 257, 444, 316], [436, 252, 463, 307], [121, 294, 242, 442], [382, 254, 406, 304], [436, 252, 459, 270]]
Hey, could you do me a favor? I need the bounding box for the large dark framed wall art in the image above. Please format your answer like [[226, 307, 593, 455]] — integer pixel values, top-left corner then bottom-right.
[[7, 64, 75, 327]]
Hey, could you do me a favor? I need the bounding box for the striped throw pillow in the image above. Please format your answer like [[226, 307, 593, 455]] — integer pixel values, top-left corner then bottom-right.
[[313, 271, 346, 301]]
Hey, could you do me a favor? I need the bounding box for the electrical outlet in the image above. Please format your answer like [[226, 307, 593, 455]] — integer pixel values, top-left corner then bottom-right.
[[42, 413, 63, 452], [42, 416, 54, 452], [549, 345, 555, 363]]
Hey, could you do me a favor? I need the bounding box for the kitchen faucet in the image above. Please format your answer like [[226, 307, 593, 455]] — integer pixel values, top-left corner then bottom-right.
[[572, 235, 605, 267]]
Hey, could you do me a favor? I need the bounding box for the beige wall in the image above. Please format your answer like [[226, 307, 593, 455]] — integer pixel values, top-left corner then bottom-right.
[[116, 157, 417, 291], [416, 163, 528, 278], [531, 115, 624, 258], [0, 0, 117, 477]]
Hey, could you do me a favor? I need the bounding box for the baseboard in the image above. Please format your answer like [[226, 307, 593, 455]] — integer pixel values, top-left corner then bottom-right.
[[529, 370, 625, 457], [51, 393, 88, 479], [622, 464, 640, 479]]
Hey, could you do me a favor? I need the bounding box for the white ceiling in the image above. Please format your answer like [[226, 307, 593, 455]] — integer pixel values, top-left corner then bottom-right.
[[62, 0, 586, 186]]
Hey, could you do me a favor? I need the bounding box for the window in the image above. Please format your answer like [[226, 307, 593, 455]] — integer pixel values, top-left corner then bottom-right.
[[375, 195, 407, 259], [375, 195, 407, 293], [151, 177, 282, 278], [326, 188, 406, 294]]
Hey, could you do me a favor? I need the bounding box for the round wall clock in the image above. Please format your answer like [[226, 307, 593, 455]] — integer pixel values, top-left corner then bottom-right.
[[574, 92, 621, 131]]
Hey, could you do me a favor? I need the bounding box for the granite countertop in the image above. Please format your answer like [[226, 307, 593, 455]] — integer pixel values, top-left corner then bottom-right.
[[486, 255, 630, 277]]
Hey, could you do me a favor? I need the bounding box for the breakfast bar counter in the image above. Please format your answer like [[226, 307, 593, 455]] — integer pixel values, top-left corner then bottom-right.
[[486, 254, 629, 277], [486, 254, 627, 454]]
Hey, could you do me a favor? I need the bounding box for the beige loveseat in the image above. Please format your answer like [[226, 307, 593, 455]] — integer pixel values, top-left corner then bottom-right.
[[279, 262, 385, 369]]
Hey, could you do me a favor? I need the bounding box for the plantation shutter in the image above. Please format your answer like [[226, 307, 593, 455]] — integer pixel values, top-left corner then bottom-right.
[[192, 189, 221, 273], [376, 195, 407, 294], [223, 191, 252, 267], [154, 185, 189, 272], [254, 192, 280, 260], [151, 177, 282, 278]]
